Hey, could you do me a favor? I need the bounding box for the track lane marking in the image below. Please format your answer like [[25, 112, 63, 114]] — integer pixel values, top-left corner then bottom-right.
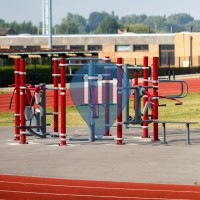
[[0, 180, 200, 195], [1, 174, 200, 191], [0, 189, 189, 200]]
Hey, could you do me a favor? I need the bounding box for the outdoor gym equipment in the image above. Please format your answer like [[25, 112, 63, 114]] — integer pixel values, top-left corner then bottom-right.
[[10, 58, 53, 144], [59, 57, 127, 145], [10, 56, 191, 145]]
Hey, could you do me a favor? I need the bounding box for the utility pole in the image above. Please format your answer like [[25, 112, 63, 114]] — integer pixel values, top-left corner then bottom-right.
[[42, 0, 52, 49]]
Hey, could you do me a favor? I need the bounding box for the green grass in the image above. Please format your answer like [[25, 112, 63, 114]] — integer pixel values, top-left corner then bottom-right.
[[0, 107, 87, 127], [0, 112, 14, 126], [158, 92, 200, 122], [0, 92, 199, 127]]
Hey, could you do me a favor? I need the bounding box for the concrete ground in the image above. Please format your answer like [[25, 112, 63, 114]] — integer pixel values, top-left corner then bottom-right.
[[0, 126, 200, 185]]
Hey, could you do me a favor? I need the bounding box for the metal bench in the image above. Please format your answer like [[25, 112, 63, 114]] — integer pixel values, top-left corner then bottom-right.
[[158, 121, 198, 145]]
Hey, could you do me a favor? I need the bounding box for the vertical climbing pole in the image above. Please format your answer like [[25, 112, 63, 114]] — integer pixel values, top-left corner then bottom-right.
[[133, 69, 139, 111], [19, 58, 27, 144], [116, 57, 123, 145], [14, 58, 20, 140], [88, 61, 95, 142], [152, 57, 159, 141], [59, 58, 66, 146], [53, 58, 59, 136], [142, 56, 149, 138], [104, 56, 110, 136], [123, 64, 129, 128]]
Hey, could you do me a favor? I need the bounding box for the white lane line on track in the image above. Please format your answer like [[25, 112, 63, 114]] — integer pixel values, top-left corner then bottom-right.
[[0, 189, 189, 200], [0, 180, 200, 195]]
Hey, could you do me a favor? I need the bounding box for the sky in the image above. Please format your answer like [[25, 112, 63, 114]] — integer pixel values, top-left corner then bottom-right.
[[0, 0, 200, 25]]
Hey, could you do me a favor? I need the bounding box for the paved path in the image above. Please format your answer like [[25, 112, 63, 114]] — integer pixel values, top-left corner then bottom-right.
[[0, 75, 199, 199], [0, 126, 200, 199]]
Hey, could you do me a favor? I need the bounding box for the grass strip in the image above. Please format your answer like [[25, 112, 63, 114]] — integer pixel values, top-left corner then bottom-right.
[[0, 92, 199, 127]]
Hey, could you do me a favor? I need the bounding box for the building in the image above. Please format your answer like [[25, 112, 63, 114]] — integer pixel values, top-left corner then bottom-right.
[[0, 28, 18, 36], [0, 32, 199, 67]]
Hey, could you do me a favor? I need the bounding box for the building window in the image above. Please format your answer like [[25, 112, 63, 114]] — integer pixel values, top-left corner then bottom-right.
[[133, 45, 149, 51], [53, 45, 67, 49], [159, 45, 175, 66], [70, 45, 85, 51], [115, 45, 131, 52], [88, 45, 102, 51], [10, 46, 24, 50], [27, 46, 40, 50]]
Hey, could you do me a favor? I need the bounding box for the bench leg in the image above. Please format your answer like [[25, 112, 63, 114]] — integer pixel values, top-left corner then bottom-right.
[[186, 123, 191, 145], [162, 123, 167, 144]]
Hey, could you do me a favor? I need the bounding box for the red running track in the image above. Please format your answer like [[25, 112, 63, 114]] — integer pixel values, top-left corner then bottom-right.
[[0, 78, 200, 113], [1, 174, 200, 200]]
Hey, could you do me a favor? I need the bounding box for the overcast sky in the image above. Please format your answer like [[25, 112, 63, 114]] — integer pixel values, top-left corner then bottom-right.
[[0, 0, 200, 25]]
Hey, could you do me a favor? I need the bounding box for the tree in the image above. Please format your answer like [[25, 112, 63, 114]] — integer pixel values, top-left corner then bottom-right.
[[88, 11, 110, 33], [145, 16, 166, 32], [55, 13, 87, 34], [167, 13, 194, 25], [120, 14, 147, 24], [94, 16, 119, 34], [126, 24, 150, 33]]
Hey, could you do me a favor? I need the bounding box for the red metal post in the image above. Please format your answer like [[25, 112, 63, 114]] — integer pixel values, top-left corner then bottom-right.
[[59, 58, 66, 146], [116, 57, 123, 145], [104, 56, 111, 136], [53, 58, 59, 136], [152, 57, 159, 141], [142, 56, 149, 138], [14, 58, 20, 140], [19, 58, 27, 144]]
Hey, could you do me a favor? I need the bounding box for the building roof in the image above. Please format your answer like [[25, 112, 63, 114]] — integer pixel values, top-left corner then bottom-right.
[[0, 28, 18, 36], [0, 48, 98, 58]]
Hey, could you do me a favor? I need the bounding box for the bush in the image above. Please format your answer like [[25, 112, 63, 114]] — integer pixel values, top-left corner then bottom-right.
[[0, 64, 52, 87]]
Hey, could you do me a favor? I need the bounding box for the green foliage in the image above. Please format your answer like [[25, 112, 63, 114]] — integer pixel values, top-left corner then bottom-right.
[[126, 24, 150, 33], [88, 11, 110, 32], [55, 13, 87, 34], [0, 64, 52, 87], [94, 16, 119, 34], [0, 12, 200, 35], [0, 19, 38, 34], [167, 13, 194, 25], [121, 14, 147, 24]]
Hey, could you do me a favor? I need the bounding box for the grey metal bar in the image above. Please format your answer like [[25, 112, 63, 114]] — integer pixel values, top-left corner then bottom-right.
[[66, 57, 102, 61], [158, 121, 198, 145], [88, 62, 95, 142], [162, 123, 167, 144], [123, 64, 129, 129], [186, 123, 190, 145], [40, 83, 47, 138]]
